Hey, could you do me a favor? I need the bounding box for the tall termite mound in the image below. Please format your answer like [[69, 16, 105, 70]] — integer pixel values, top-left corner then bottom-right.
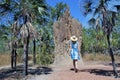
[[53, 7, 82, 65]]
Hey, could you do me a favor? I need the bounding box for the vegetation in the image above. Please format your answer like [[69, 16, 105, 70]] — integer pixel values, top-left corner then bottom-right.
[[80, 0, 120, 77], [0, 0, 67, 75], [0, 0, 120, 78], [81, 27, 120, 54]]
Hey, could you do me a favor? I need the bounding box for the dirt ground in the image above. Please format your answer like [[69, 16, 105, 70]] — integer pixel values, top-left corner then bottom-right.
[[29, 62, 120, 80], [1, 60, 120, 80]]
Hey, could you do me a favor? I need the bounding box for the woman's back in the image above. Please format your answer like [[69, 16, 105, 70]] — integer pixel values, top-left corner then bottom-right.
[[71, 41, 78, 49]]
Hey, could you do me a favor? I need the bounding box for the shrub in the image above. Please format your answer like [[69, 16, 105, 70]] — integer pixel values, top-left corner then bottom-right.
[[36, 43, 54, 66]]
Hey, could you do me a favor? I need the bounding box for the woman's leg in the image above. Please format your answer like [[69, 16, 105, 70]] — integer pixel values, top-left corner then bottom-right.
[[75, 60, 78, 72], [73, 60, 75, 70], [73, 60, 78, 72]]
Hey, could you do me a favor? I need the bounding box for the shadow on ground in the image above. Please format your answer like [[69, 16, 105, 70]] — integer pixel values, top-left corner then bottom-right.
[[105, 62, 120, 67], [0, 65, 53, 79], [70, 68, 74, 71], [79, 68, 120, 77]]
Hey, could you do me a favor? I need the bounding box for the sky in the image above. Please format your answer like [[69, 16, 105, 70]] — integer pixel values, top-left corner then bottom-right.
[[46, 0, 88, 27], [0, 0, 88, 27], [0, 0, 120, 27], [46, 0, 120, 28]]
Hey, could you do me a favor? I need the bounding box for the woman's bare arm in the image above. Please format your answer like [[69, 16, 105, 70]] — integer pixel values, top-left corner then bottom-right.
[[78, 42, 81, 55]]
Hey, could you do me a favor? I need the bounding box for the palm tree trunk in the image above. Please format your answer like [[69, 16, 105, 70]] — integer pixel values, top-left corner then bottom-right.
[[23, 43, 28, 75], [13, 42, 17, 70], [11, 49, 14, 69], [33, 39, 36, 64], [14, 49, 17, 70], [107, 34, 118, 77], [11, 48, 17, 70], [23, 38, 29, 75], [23, 12, 30, 75]]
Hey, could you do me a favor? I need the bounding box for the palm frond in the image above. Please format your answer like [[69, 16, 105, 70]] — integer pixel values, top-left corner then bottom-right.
[[26, 22, 38, 39], [114, 5, 120, 12], [11, 21, 19, 36], [93, 6, 101, 16], [83, 1, 93, 16], [20, 24, 28, 39], [38, 7, 45, 16], [88, 18, 96, 26], [111, 12, 116, 26]]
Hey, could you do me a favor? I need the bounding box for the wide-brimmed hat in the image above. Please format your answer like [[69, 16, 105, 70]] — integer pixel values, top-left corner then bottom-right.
[[70, 35, 78, 41]]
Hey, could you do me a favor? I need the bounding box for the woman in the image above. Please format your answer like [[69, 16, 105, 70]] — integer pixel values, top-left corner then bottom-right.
[[70, 35, 80, 73]]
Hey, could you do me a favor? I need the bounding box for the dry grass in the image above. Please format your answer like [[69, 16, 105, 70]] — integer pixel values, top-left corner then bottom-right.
[[83, 53, 120, 61], [0, 53, 120, 66], [0, 54, 11, 66], [0, 53, 33, 67], [0, 54, 23, 66]]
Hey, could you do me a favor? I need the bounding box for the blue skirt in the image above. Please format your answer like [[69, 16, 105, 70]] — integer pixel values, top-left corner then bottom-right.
[[70, 48, 80, 60]]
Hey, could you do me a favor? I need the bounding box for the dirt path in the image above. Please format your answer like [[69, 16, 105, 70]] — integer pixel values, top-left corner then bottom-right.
[[1, 56, 120, 80], [28, 61, 120, 80]]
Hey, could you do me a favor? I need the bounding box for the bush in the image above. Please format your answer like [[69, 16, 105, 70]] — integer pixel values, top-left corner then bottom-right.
[[37, 53, 54, 66], [36, 43, 54, 66]]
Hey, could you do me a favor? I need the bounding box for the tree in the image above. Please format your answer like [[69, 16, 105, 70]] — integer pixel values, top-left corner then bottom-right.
[[81, 27, 107, 53], [37, 26, 54, 65], [80, 0, 120, 77], [0, 0, 49, 75], [15, 0, 48, 75], [0, 25, 12, 53], [49, 2, 67, 25]]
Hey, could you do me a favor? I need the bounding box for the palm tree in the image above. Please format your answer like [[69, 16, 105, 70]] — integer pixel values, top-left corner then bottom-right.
[[50, 2, 67, 23], [0, 25, 18, 69], [11, 8, 37, 75], [80, 0, 120, 77], [0, 0, 48, 75]]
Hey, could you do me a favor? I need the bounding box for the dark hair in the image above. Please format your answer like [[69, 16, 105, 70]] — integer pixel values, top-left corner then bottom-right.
[[72, 41, 77, 44]]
